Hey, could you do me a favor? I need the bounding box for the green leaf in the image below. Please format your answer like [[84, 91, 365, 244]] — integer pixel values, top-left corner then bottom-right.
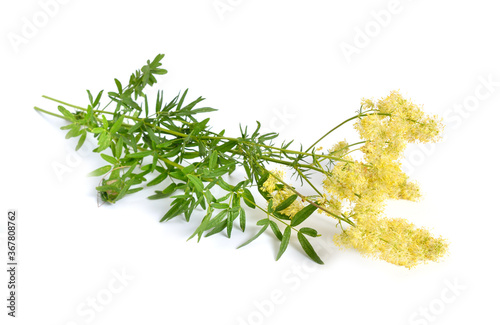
[[251, 121, 261, 139], [100, 153, 118, 165], [176, 89, 189, 111], [101, 114, 109, 129], [86, 90, 93, 106], [269, 220, 283, 241], [206, 210, 228, 229], [182, 164, 196, 176], [255, 218, 268, 225], [151, 53, 165, 66], [96, 184, 120, 192], [276, 226, 291, 261], [147, 172, 169, 186], [122, 161, 138, 179], [217, 178, 233, 192], [204, 165, 231, 177], [300, 227, 319, 237], [114, 78, 123, 94], [128, 120, 144, 134], [115, 136, 123, 158], [156, 139, 177, 149], [258, 132, 279, 142], [267, 199, 274, 213], [237, 220, 269, 249], [163, 182, 178, 195], [145, 126, 161, 144], [290, 204, 317, 227], [125, 150, 153, 159], [274, 194, 298, 212], [93, 90, 104, 107], [227, 209, 238, 238], [65, 124, 80, 139], [211, 202, 229, 209], [160, 200, 187, 222], [216, 140, 237, 153], [99, 132, 112, 151], [58, 105, 76, 122], [126, 187, 143, 195], [205, 221, 227, 237], [189, 107, 217, 114], [184, 201, 196, 223], [87, 165, 112, 177], [144, 94, 149, 117], [297, 232, 324, 264], [114, 182, 132, 201], [241, 188, 256, 209], [233, 180, 247, 193], [239, 208, 246, 232], [84, 105, 93, 122], [155, 90, 163, 114], [148, 190, 170, 200], [169, 170, 187, 181], [188, 211, 212, 242], [272, 211, 290, 220], [75, 129, 87, 151], [232, 194, 241, 208], [187, 174, 204, 192], [184, 151, 201, 160], [181, 96, 204, 112], [209, 150, 218, 170], [60, 123, 75, 130], [147, 182, 177, 199], [162, 146, 181, 158], [162, 93, 179, 113], [110, 115, 125, 134]]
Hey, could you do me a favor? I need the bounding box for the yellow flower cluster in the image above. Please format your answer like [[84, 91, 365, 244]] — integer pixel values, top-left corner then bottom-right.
[[356, 90, 443, 161], [261, 169, 284, 194], [323, 91, 448, 268], [334, 216, 448, 269], [261, 169, 305, 218], [328, 140, 349, 158]]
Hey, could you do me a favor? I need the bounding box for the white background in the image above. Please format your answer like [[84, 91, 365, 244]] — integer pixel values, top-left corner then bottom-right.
[[1, 0, 499, 324]]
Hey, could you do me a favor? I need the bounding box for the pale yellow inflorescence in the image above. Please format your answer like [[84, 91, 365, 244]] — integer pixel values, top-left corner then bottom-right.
[[333, 216, 448, 268], [322, 90, 448, 269]]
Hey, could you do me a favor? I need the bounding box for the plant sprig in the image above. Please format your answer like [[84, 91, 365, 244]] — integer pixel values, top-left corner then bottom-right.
[[34, 54, 449, 268]]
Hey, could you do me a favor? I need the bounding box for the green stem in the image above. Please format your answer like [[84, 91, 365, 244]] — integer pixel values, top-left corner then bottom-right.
[[34, 106, 68, 120], [136, 146, 184, 170], [240, 195, 301, 233], [36, 103, 184, 171], [38, 96, 356, 229], [251, 155, 326, 174], [295, 168, 323, 197], [41, 95, 358, 163], [305, 112, 390, 153], [317, 140, 367, 163], [42, 95, 87, 111]]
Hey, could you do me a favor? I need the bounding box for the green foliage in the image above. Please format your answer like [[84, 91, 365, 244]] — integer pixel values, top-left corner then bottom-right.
[[36, 54, 337, 265]]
